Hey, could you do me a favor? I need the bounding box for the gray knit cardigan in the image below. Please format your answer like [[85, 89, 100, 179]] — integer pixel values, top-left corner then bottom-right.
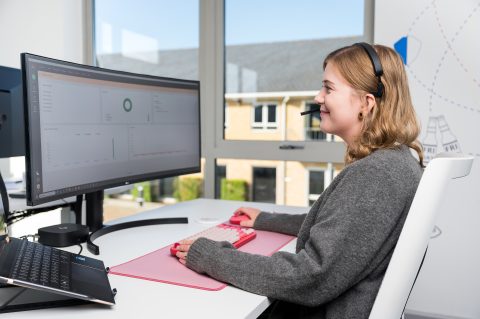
[[187, 145, 423, 318]]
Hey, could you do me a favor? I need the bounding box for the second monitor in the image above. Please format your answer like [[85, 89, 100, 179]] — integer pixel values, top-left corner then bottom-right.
[[0, 65, 25, 159], [21, 53, 201, 229]]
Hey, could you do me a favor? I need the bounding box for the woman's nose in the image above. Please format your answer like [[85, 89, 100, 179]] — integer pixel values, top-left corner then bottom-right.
[[314, 91, 324, 105]]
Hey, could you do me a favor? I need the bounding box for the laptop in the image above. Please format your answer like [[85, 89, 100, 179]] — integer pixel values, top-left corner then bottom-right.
[[0, 199, 115, 311]]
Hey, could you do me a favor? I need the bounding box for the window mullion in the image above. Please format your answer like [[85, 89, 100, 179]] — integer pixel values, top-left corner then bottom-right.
[[202, 0, 224, 198]]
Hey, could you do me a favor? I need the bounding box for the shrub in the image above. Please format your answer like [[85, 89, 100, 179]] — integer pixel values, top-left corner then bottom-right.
[[0, 218, 4, 233], [174, 178, 203, 202], [220, 179, 248, 201]]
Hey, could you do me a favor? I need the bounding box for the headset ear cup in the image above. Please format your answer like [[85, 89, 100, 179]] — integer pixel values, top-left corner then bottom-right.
[[376, 81, 384, 98]]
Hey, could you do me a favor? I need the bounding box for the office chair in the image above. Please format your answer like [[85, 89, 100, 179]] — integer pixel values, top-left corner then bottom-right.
[[369, 153, 474, 319]]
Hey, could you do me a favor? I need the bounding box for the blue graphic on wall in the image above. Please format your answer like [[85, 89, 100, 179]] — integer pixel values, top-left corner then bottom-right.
[[393, 36, 421, 66], [394, 37, 408, 65]]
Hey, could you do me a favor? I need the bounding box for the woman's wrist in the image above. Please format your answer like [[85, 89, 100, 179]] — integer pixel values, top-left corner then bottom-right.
[[186, 238, 235, 273]]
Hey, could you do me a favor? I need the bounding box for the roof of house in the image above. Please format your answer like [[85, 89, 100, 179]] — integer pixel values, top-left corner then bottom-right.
[[97, 36, 363, 93]]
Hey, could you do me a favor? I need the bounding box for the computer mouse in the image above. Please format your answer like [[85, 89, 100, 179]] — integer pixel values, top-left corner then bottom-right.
[[170, 242, 180, 256], [229, 214, 251, 225]]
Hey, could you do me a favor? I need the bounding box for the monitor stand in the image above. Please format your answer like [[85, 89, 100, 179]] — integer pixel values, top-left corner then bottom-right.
[[85, 190, 104, 232]]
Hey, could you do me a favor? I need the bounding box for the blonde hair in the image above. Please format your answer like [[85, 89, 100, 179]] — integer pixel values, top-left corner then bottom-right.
[[323, 44, 424, 166]]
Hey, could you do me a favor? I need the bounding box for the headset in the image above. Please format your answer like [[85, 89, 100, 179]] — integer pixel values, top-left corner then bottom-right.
[[300, 42, 384, 117], [354, 42, 384, 98]]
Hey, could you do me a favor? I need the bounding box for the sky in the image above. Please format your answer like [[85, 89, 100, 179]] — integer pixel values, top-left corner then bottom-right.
[[95, 0, 364, 54]]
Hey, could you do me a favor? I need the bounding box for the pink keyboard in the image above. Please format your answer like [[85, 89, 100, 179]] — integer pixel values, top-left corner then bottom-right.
[[170, 224, 256, 255]]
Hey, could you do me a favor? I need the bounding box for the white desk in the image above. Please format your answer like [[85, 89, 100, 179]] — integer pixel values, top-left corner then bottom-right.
[[7, 198, 308, 319]]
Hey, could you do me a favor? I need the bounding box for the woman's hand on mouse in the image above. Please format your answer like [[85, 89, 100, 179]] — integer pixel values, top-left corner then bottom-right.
[[233, 207, 261, 228]]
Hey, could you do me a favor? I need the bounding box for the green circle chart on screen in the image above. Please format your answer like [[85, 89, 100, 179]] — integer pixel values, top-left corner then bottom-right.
[[123, 98, 133, 112]]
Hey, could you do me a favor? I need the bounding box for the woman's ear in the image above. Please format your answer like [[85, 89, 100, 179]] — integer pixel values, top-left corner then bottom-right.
[[363, 93, 377, 114]]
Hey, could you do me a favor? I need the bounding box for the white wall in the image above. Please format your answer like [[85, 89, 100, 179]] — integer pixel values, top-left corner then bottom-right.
[[375, 1, 480, 318], [0, 0, 88, 178]]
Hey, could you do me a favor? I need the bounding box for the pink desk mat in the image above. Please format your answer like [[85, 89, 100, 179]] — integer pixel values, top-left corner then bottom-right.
[[109, 228, 295, 291]]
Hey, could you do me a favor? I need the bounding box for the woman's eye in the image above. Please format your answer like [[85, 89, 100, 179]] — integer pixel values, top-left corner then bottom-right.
[[324, 86, 331, 93]]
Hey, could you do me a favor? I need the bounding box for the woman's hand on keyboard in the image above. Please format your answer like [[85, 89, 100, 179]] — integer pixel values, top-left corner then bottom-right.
[[176, 239, 195, 265], [233, 207, 261, 228]]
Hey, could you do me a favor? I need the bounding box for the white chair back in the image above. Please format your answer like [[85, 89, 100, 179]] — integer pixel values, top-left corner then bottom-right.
[[369, 153, 474, 319]]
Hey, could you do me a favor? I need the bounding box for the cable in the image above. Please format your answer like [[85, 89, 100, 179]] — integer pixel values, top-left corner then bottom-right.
[[6, 199, 72, 226], [76, 244, 83, 255], [18, 234, 38, 242]]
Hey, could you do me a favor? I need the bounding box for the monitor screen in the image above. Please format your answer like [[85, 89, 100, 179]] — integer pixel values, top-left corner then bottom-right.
[[0, 66, 25, 159], [22, 53, 201, 206]]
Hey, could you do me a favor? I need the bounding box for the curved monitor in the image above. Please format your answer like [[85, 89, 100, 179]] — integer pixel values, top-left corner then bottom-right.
[[21, 53, 201, 207]]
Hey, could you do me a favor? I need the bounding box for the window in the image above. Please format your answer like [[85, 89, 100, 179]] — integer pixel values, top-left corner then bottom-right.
[[253, 167, 276, 203], [254, 105, 262, 123], [304, 102, 330, 141], [212, 0, 370, 204], [308, 170, 325, 206], [224, 0, 367, 142], [252, 103, 278, 129], [94, 0, 199, 80]]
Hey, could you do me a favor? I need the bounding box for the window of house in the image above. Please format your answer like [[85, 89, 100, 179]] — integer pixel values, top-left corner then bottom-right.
[[304, 102, 332, 141], [252, 103, 277, 130], [308, 170, 325, 206], [253, 167, 276, 203]]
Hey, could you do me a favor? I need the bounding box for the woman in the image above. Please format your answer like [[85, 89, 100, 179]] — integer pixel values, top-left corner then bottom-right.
[[175, 43, 424, 319]]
